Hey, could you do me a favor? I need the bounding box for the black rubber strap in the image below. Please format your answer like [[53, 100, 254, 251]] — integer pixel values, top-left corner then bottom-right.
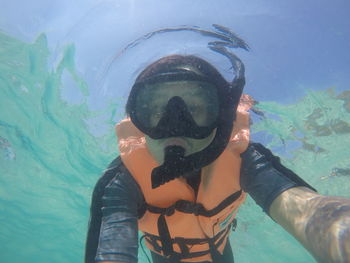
[[147, 190, 242, 217], [147, 190, 241, 260], [144, 221, 232, 260], [157, 214, 173, 257]]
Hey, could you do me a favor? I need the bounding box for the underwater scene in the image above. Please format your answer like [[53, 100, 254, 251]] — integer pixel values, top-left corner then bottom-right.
[[1, 1, 349, 262]]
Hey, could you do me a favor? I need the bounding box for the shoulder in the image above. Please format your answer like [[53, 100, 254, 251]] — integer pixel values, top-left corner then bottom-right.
[[92, 157, 144, 205], [92, 157, 123, 196]]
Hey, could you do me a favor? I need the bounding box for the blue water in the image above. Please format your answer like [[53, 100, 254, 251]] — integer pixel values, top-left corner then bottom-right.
[[1, 1, 349, 262]]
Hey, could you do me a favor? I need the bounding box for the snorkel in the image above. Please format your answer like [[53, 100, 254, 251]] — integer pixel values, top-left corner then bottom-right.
[[124, 25, 248, 188]]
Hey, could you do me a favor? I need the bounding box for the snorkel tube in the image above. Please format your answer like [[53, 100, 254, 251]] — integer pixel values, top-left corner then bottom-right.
[[123, 25, 249, 188]]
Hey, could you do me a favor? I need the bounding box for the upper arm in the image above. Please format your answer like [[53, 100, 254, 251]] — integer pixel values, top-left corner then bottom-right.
[[85, 158, 124, 263], [85, 157, 145, 263]]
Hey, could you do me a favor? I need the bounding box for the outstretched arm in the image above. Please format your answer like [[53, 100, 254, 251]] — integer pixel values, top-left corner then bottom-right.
[[270, 186, 350, 263], [240, 143, 350, 263]]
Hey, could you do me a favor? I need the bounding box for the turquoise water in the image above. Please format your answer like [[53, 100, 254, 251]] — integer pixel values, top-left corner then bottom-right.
[[1, 31, 350, 263]]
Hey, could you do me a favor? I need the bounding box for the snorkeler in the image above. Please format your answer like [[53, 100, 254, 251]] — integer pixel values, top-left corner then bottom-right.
[[85, 35, 350, 263]]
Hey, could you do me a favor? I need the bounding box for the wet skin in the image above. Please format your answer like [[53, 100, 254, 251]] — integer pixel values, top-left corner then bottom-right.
[[270, 187, 350, 263]]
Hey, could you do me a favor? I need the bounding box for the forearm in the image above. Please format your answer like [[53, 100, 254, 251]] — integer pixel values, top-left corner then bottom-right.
[[270, 187, 350, 263]]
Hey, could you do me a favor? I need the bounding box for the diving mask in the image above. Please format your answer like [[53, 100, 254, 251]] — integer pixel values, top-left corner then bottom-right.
[[128, 76, 220, 140]]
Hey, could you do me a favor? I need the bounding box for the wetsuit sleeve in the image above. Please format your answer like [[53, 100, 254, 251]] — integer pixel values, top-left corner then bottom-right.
[[84, 157, 145, 263], [240, 143, 317, 215]]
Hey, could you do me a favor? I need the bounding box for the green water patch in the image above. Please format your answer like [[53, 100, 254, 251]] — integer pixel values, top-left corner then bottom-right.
[[252, 88, 350, 197], [0, 32, 117, 263], [0, 31, 349, 263]]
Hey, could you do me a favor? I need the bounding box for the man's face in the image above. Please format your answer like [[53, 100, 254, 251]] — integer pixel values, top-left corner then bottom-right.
[[143, 81, 217, 164]]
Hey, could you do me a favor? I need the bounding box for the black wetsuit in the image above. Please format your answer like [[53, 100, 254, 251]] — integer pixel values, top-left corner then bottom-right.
[[85, 157, 234, 263], [85, 145, 316, 263]]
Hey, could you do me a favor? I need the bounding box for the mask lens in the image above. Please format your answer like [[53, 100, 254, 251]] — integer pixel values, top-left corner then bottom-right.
[[134, 81, 219, 129]]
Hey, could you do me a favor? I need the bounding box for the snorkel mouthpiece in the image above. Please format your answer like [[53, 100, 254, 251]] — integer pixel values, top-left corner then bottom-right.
[[151, 145, 186, 188]]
